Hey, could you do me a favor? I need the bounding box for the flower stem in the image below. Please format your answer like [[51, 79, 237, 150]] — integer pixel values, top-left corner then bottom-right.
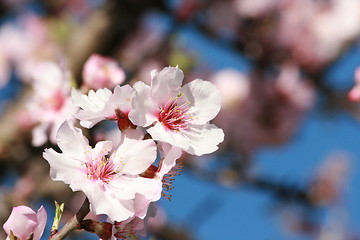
[[49, 198, 90, 240]]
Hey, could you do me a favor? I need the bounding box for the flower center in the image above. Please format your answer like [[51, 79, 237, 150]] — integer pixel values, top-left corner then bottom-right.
[[158, 93, 191, 131], [41, 90, 66, 113], [86, 156, 116, 184]]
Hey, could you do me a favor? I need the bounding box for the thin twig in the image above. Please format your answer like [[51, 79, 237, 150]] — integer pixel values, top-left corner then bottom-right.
[[49, 198, 90, 240]]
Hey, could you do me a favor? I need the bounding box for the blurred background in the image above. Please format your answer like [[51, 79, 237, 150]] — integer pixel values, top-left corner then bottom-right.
[[1, 0, 360, 239]]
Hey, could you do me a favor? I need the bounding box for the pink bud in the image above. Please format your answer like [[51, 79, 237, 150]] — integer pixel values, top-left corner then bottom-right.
[[3, 206, 47, 240], [82, 54, 126, 90]]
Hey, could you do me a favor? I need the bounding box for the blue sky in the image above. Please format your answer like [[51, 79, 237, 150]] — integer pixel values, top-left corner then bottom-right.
[[157, 21, 360, 240]]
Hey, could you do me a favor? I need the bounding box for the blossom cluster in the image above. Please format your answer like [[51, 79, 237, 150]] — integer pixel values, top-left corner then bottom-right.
[[12, 55, 224, 239]]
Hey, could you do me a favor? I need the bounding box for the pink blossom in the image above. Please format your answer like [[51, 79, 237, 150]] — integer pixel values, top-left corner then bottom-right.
[[43, 121, 158, 222], [213, 64, 314, 153], [129, 66, 224, 156], [138, 142, 183, 212], [111, 144, 182, 239], [0, 14, 63, 82], [276, 0, 360, 70], [82, 54, 126, 90], [209, 69, 250, 109], [27, 61, 75, 146], [71, 85, 135, 130], [3, 205, 47, 240]]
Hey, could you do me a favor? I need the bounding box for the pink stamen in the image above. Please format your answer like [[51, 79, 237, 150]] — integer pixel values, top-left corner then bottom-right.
[[158, 93, 191, 131], [86, 156, 116, 184]]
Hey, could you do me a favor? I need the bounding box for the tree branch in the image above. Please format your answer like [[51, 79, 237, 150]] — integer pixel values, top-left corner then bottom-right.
[[49, 198, 90, 240]]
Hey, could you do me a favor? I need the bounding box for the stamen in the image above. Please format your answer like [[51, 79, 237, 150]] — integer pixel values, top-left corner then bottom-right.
[[85, 156, 116, 184], [161, 162, 183, 201], [158, 93, 192, 131]]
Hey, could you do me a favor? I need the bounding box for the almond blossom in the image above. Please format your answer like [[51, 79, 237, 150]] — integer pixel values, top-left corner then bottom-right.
[[129, 66, 224, 156], [27, 61, 76, 146], [43, 120, 158, 222], [71, 84, 135, 130], [3, 205, 47, 240], [82, 54, 126, 90], [111, 143, 182, 239]]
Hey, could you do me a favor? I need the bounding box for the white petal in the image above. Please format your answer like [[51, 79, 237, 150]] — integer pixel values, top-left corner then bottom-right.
[[126, 176, 160, 201], [84, 184, 135, 222], [129, 81, 157, 127], [91, 140, 113, 158], [185, 123, 224, 156], [109, 85, 134, 113], [43, 149, 85, 184], [158, 143, 182, 176], [150, 66, 184, 106], [147, 122, 190, 151], [72, 88, 114, 128], [182, 79, 221, 124], [133, 194, 153, 219], [111, 134, 157, 175], [56, 121, 89, 159], [72, 88, 109, 111]]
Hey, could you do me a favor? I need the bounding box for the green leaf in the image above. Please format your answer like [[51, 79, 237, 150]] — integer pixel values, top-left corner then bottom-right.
[[51, 201, 65, 231]]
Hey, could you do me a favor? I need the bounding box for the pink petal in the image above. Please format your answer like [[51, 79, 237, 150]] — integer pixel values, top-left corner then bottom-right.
[[158, 143, 182, 176], [3, 206, 37, 240], [33, 206, 47, 240]]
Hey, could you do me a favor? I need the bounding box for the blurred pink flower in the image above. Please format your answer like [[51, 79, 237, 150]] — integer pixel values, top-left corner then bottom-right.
[[210, 68, 250, 109], [129, 66, 224, 156], [82, 54, 126, 90], [43, 121, 158, 222], [0, 14, 62, 82], [27, 61, 75, 146], [276, 0, 360, 70], [3, 205, 47, 240], [214, 64, 314, 153]]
